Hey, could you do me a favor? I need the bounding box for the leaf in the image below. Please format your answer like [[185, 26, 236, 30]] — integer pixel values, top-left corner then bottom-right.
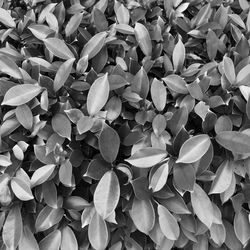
[[2, 205, 23, 250], [31, 164, 56, 187], [0, 8, 15, 28], [64, 196, 90, 211], [2, 84, 42, 106], [176, 134, 211, 163], [81, 206, 95, 228], [131, 67, 149, 98], [94, 171, 120, 219], [88, 212, 109, 250], [130, 198, 155, 234], [11, 177, 34, 201], [115, 4, 130, 24], [236, 64, 250, 85], [126, 147, 167, 168], [19, 226, 39, 250], [162, 74, 188, 94], [87, 73, 110, 116], [59, 159, 74, 187], [0, 155, 12, 167], [61, 226, 78, 250], [52, 113, 71, 140], [172, 38, 185, 72], [42, 181, 58, 208], [149, 161, 169, 192], [0, 55, 22, 79], [224, 220, 242, 250], [209, 160, 233, 194], [15, 104, 33, 130], [99, 124, 120, 163], [173, 163, 195, 192], [158, 204, 180, 240], [35, 206, 64, 232], [209, 223, 226, 246], [28, 24, 54, 40], [65, 12, 83, 37], [39, 230, 61, 250], [223, 56, 235, 85], [150, 78, 167, 112], [191, 183, 214, 229], [54, 58, 75, 92], [134, 22, 152, 56], [206, 29, 218, 60], [234, 209, 250, 245], [43, 38, 75, 60], [81, 31, 107, 60], [215, 131, 250, 154]]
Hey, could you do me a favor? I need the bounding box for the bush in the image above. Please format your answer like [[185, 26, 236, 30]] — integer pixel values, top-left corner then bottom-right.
[[1, 0, 250, 249]]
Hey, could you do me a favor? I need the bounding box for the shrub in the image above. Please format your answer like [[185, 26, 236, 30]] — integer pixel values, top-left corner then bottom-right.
[[1, 0, 250, 249]]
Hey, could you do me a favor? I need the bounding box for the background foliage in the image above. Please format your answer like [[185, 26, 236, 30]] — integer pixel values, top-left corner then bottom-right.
[[1, 0, 250, 249]]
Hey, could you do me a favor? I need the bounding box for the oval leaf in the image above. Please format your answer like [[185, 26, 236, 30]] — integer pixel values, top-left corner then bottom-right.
[[31, 164, 56, 187], [87, 73, 110, 116], [158, 204, 180, 240], [39, 230, 61, 250], [15, 104, 33, 130], [126, 147, 167, 168], [99, 124, 120, 163], [2, 84, 42, 106], [162, 74, 188, 94], [61, 226, 78, 250], [130, 198, 155, 234], [0, 8, 15, 28], [0, 55, 22, 79], [88, 212, 109, 250], [52, 113, 71, 140], [43, 38, 75, 60], [151, 78, 167, 112], [173, 38, 185, 72], [54, 58, 75, 92], [11, 177, 34, 201], [19, 226, 39, 250], [191, 183, 214, 229], [94, 171, 120, 219], [134, 22, 152, 56], [176, 134, 211, 163]]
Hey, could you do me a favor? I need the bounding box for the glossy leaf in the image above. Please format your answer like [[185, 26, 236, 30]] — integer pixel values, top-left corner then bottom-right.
[[87, 73, 110, 116], [31, 164, 56, 187], [0, 55, 22, 79], [158, 204, 180, 240], [2, 84, 42, 106], [0, 8, 15, 27], [61, 226, 78, 250], [176, 134, 211, 163], [191, 183, 214, 229], [52, 113, 71, 140], [94, 171, 120, 219], [151, 78, 167, 111], [126, 147, 167, 168], [19, 226, 39, 250], [15, 104, 33, 130], [173, 38, 185, 72], [39, 230, 61, 250], [11, 177, 34, 201]]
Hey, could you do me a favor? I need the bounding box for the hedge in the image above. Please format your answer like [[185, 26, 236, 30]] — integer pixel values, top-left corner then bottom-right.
[[1, 0, 250, 249]]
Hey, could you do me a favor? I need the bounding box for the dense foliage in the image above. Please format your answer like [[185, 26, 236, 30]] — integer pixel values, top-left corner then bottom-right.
[[2, 0, 250, 249]]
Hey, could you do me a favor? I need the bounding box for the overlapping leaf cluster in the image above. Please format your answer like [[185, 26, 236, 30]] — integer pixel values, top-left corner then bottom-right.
[[1, 0, 250, 249]]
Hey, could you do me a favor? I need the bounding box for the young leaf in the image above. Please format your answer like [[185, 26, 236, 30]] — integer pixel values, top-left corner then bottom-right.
[[0, 7, 15, 28], [61, 226, 78, 250], [11, 177, 34, 201], [172, 38, 185, 72], [99, 124, 120, 163], [52, 113, 71, 140], [81, 31, 107, 60], [87, 73, 110, 116], [215, 131, 250, 154], [35, 206, 64, 232], [94, 171, 120, 219], [2, 84, 42, 106], [191, 183, 214, 229], [130, 198, 155, 234], [31, 164, 56, 187], [43, 38, 75, 60], [0, 55, 22, 79], [88, 212, 109, 250], [150, 78, 167, 112], [158, 204, 180, 240], [39, 230, 61, 250], [134, 22, 152, 56], [2, 205, 23, 250], [176, 134, 211, 163], [209, 160, 233, 194], [125, 147, 167, 168], [54, 58, 75, 92], [15, 104, 33, 130]]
